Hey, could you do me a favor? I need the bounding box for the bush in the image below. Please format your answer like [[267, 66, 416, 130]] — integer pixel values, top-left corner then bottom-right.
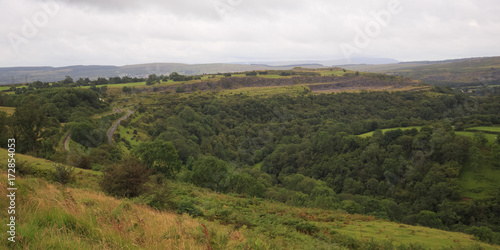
[[465, 226, 495, 244], [141, 176, 176, 211], [99, 158, 151, 198], [53, 163, 75, 185], [76, 155, 92, 169]]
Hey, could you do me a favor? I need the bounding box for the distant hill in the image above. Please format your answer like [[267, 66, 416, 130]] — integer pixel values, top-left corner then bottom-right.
[[343, 56, 500, 86], [0, 63, 325, 85], [233, 57, 399, 67], [0, 58, 400, 85]]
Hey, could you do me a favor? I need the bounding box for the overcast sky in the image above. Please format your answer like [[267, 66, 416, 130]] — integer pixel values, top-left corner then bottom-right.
[[1, 0, 499, 67]]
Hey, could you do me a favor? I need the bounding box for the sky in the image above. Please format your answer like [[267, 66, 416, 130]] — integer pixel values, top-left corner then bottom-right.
[[1, 0, 499, 67]]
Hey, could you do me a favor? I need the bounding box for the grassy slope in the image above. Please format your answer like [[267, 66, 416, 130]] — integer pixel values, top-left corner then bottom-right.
[[1, 149, 499, 249]]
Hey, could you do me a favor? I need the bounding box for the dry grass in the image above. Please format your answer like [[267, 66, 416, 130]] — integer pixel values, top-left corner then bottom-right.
[[0, 106, 15, 115], [0, 174, 247, 249]]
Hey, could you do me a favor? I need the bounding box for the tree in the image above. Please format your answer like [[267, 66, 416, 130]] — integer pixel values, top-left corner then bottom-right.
[[95, 77, 108, 85], [473, 132, 488, 147], [191, 156, 229, 192], [491, 144, 500, 168], [0, 112, 9, 148], [146, 74, 159, 85], [132, 139, 182, 178], [122, 86, 131, 93], [13, 96, 54, 153], [409, 210, 444, 229], [70, 122, 106, 147], [63, 76, 74, 84]]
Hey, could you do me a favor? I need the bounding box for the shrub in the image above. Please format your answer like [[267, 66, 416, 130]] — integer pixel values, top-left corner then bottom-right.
[[99, 157, 151, 198], [76, 155, 92, 169], [53, 163, 75, 185], [141, 178, 176, 211]]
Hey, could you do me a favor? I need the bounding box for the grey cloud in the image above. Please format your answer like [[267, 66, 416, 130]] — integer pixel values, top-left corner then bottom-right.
[[1, 0, 499, 67]]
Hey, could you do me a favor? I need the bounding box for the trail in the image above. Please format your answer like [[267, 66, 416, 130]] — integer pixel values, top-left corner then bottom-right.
[[107, 110, 133, 144], [62, 131, 71, 151]]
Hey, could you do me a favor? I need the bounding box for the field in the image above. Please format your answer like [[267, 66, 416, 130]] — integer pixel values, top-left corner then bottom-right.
[[358, 126, 422, 138], [466, 126, 500, 133], [0, 106, 15, 115], [455, 131, 498, 145], [0, 86, 11, 91]]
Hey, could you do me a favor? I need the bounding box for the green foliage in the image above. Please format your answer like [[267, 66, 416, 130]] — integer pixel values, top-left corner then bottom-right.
[[70, 121, 106, 147], [177, 198, 203, 217], [140, 178, 176, 211], [405, 210, 445, 229], [465, 226, 495, 244], [190, 156, 229, 192], [132, 139, 182, 178], [227, 172, 266, 197]]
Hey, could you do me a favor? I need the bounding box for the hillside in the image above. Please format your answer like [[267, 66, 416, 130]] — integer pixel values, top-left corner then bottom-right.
[[1, 149, 498, 249], [344, 56, 500, 86], [1, 66, 500, 249]]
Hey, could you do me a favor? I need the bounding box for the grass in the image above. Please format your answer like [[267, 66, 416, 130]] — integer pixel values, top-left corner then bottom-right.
[[116, 125, 148, 152], [459, 144, 500, 199], [455, 131, 497, 145], [0, 86, 11, 91], [466, 126, 500, 133], [0, 106, 15, 115], [0, 148, 101, 190], [459, 162, 500, 199], [0, 175, 223, 249], [358, 126, 422, 138]]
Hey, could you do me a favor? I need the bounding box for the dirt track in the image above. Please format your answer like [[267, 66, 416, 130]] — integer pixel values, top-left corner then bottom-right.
[[62, 131, 71, 151]]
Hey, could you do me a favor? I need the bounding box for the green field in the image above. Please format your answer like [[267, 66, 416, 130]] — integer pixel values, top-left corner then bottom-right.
[[359, 126, 422, 138], [455, 131, 498, 145], [466, 126, 500, 133], [0, 86, 11, 91]]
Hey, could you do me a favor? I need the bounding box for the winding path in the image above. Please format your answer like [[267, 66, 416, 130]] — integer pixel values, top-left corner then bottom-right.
[[62, 131, 71, 151], [107, 110, 133, 144]]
